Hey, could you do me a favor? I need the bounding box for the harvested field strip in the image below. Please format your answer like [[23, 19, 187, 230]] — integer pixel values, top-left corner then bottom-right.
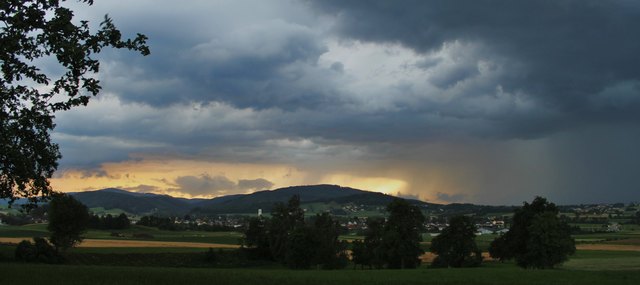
[[576, 244, 640, 251]]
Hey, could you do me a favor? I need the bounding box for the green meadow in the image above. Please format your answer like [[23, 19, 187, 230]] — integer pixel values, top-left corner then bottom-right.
[[1, 262, 639, 285]]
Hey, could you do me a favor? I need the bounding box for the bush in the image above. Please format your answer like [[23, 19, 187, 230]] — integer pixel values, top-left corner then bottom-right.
[[14, 238, 62, 264], [204, 248, 218, 263], [15, 240, 36, 262], [132, 233, 154, 239], [430, 216, 483, 268]]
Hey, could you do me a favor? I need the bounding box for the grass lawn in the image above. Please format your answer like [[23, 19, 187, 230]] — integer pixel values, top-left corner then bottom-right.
[[562, 250, 640, 271], [2, 262, 639, 285], [0, 224, 244, 245], [0, 223, 49, 238]]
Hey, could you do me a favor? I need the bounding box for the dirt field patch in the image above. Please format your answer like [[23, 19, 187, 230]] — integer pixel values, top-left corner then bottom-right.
[[576, 244, 640, 251], [420, 252, 493, 262], [0, 237, 239, 249]]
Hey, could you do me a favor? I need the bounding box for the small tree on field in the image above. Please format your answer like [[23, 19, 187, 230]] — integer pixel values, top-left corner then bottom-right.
[[489, 196, 575, 269], [430, 215, 482, 268], [383, 198, 425, 269], [351, 199, 425, 269], [522, 212, 576, 268], [47, 194, 90, 251]]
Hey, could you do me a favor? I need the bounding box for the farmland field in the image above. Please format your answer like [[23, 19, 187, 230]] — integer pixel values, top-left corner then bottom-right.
[[3, 223, 640, 285]]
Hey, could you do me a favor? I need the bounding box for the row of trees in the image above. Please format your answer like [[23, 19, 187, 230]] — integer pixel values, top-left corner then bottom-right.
[[242, 195, 349, 269], [421, 196, 576, 269], [243, 196, 576, 270], [243, 196, 427, 270], [137, 216, 177, 230], [88, 213, 131, 230]]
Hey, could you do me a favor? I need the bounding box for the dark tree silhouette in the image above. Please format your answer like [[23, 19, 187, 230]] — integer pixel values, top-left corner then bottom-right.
[[47, 194, 90, 251], [87, 213, 130, 230], [383, 198, 425, 269], [241, 195, 348, 269], [351, 199, 425, 269], [430, 215, 482, 268], [242, 216, 271, 259], [284, 225, 315, 269], [0, 0, 149, 206], [268, 195, 304, 261], [364, 217, 387, 269], [489, 196, 575, 269], [351, 239, 368, 269], [14, 237, 61, 263]]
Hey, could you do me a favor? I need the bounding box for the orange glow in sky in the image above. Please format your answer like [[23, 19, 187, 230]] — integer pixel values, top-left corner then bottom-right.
[[50, 158, 412, 199]]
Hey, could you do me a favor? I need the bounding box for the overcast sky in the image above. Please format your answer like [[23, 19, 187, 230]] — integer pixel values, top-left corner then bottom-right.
[[48, 0, 640, 205]]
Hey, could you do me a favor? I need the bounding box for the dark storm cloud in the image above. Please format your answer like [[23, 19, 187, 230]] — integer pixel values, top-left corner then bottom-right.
[[174, 174, 237, 196], [174, 174, 275, 196], [84, 1, 345, 111], [49, 1, 640, 204], [436, 192, 467, 203], [59, 0, 640, 147], [310, 0, 640, 134], [237, 178, 274, 190]]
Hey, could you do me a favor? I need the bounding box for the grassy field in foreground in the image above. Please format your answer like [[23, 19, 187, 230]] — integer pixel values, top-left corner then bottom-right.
[[562, 250, 640, 271], [1, 263, 639, 285], [0, 224, 243, 244]]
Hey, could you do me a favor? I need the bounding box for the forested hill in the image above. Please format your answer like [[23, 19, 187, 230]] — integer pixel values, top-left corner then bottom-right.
[[71, 188, 205, 215], [65, 184, 517, 216], [68, 185, 430, 215], [190, 184, 434, 215]]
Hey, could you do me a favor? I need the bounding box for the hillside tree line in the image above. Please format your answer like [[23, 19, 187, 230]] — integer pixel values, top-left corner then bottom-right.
[[87, 213, 130, 230]]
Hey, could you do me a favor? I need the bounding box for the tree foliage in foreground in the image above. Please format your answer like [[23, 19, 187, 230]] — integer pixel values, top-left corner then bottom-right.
[[0, 0, 149, 206], [489, 196, 575, 269], [430, 215, 482, 268]]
